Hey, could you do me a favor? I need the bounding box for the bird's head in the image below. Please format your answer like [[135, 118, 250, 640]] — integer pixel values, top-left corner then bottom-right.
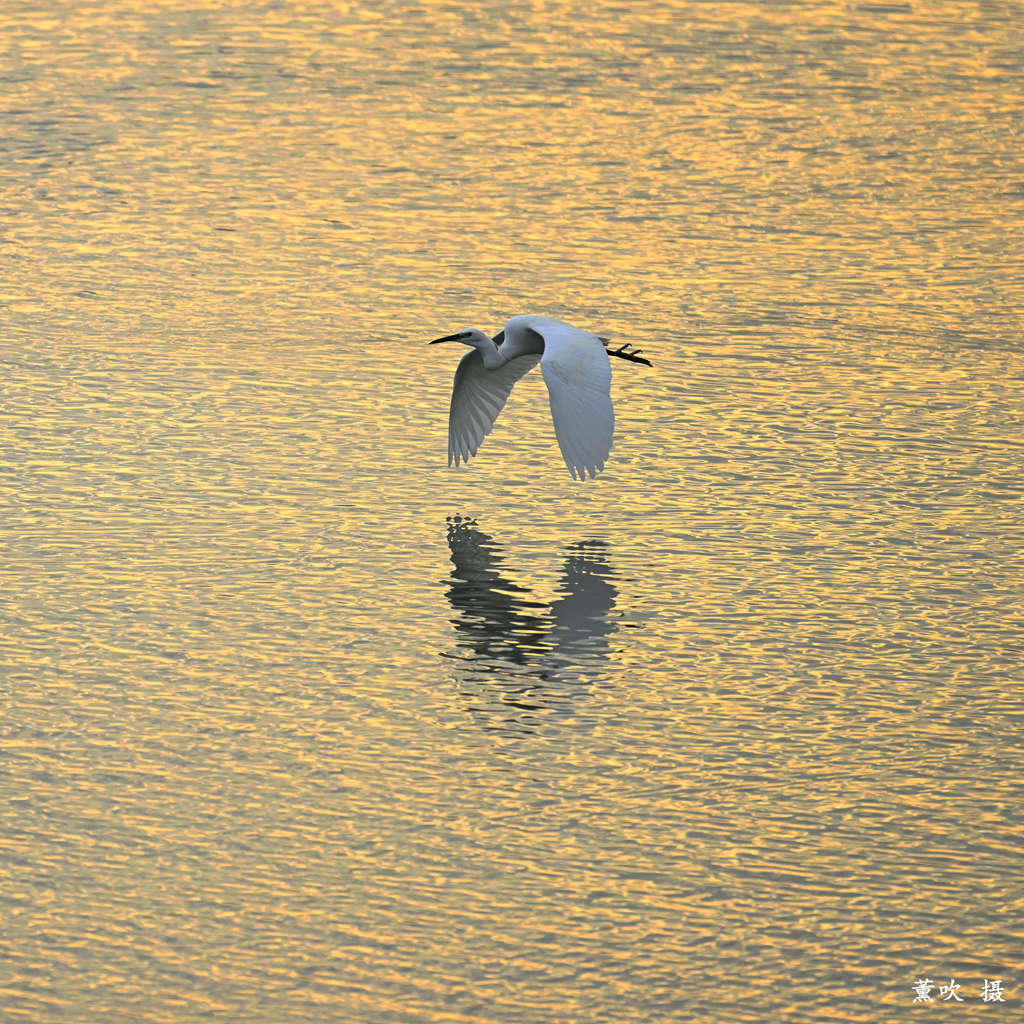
[[428, 328, 493, 349]]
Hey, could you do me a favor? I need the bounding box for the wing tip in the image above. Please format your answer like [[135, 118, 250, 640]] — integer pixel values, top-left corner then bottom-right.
[[449, 447, 476, 468], [565, 460, 608, 481]]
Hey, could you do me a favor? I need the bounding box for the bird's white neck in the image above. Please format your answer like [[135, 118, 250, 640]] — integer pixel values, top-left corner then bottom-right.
[[473, 337, 509, 370]]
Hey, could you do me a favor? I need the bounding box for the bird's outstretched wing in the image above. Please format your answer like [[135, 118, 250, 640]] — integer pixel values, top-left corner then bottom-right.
[[448, 349, 541, 466], [538, 323, 614, 480]]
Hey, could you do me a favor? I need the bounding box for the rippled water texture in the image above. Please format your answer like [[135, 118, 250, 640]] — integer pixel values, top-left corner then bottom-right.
[[2, 1, 1023, 1021]]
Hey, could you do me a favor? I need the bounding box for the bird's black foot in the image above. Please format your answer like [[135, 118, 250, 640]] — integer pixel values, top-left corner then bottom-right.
[[603, 341, 653, 366]]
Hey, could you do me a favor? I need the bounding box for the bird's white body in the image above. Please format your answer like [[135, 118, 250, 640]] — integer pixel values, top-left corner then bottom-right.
[[431, 315, 616, 481]]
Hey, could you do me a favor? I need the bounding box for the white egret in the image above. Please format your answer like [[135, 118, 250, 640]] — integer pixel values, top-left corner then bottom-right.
[[430, 315, 651, 480]]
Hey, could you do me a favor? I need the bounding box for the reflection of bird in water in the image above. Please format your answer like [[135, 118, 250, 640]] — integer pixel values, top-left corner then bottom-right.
[[444, 517, 549, 666], [546, 542, 619, 669], [443, 516, 620, 732]]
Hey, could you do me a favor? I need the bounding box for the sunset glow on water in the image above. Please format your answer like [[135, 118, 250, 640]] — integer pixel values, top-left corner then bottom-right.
[[2, 2, 1022, 1022]]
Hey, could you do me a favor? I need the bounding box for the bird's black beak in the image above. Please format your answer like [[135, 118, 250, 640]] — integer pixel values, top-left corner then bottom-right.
[[429, 333, 462, 345]]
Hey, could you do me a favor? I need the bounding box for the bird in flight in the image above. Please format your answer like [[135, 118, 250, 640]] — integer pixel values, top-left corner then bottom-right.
[[430, 315, 651, 480]]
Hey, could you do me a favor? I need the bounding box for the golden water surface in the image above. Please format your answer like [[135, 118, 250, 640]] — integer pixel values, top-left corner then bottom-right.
[[2, 1, 1023, 1022]]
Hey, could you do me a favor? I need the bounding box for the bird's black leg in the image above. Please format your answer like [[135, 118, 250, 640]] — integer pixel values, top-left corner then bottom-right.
[[602, 340, 653, 367]]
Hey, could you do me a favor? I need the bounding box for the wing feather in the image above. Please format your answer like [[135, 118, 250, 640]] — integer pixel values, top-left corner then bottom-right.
[[447, 349, 541, 466], [539, 324, 614, 480]]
